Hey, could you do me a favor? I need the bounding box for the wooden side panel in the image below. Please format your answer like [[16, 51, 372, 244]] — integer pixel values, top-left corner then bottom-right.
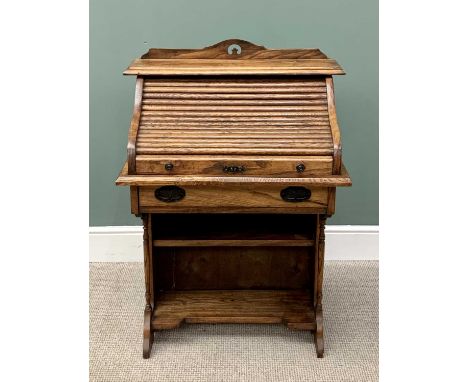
[[326, 77, 342, 174], [130, 186, 139, 214], [127, 77, 144, 174]]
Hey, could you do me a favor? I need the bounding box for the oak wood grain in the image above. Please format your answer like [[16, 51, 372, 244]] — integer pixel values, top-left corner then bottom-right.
[[116, 161, 352, 187], [153, 239, 314, 247], [155, 247, 311, 290], [152, 290, 316, 330], [135, 77, 333, 156], [313, 215, 326, 357], [139, 185, 328, 209], [117, 40, 350, 359], [141, 206, 327, 214], [141, 93, 328, 100], [136, 155, 333, 177], [130, 186, 139, 214], [125, 59, 344, 76], [141, 39, 327, 60], [142, 214, 154, 357], [326, 187, 336, 215]]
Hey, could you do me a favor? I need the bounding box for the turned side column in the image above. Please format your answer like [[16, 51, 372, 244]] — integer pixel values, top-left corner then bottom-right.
[[316, 215, 326, 308], [313, 214, 326, 358], [142, 213, 154, 358]]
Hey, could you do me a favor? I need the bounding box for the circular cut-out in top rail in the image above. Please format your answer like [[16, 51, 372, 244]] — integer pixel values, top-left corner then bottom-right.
[[227, 44, 242, 55]]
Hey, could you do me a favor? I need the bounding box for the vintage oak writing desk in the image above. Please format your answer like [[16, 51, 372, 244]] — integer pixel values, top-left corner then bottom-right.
[[116, 39, 351, 358]]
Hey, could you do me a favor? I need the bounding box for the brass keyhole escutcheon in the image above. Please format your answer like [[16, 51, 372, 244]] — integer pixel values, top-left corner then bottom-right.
[[223, 165, 245, 173]]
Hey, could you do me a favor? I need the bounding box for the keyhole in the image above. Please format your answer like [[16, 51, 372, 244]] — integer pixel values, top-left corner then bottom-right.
[[227, 44, 242, 55]]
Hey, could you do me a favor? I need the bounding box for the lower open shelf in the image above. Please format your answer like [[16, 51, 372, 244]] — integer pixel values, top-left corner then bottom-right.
[[152, 289, 316, 331], [152, 213, 315, 247], [153, 235, 313, 247]]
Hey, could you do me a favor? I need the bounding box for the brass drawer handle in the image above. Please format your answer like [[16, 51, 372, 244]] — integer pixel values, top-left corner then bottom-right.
[[223, 165, 245, 174], [280, 187, 311, 202], [155, 186, 185, 203]]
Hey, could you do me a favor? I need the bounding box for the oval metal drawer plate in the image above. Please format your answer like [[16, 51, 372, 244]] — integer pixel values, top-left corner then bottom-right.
[[155, 186, 186, 203], [280, 186, 311, 202]]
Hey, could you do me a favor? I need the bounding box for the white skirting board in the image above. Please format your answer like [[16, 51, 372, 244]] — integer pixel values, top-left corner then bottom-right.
[[89, 225, 379, 262]]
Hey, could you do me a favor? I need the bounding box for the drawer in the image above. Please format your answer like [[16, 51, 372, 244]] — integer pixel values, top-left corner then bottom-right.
[[136, 155, 333, 177], [138, 185, 329, 212]]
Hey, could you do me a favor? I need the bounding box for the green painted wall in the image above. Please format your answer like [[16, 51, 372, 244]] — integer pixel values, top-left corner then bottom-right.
[[90, 0, 378, 226]]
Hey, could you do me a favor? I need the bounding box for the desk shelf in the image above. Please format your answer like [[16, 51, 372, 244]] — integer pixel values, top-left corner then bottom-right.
[[152, 289, 316, 330], [154, 233, 314, 247], [152, 213, 315, 247]]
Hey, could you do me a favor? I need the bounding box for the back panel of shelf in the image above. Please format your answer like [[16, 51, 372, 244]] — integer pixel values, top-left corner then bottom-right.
[[151, 213, 317, 291]]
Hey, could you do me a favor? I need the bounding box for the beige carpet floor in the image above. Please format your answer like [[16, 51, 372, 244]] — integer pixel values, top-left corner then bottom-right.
[[90, 261, 378, 382]]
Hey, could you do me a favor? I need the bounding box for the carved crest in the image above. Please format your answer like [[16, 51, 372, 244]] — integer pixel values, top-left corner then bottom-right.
[[141, 39, 327, 60]]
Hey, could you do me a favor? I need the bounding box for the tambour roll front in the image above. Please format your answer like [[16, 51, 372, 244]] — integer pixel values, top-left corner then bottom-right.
[[116, 39, 351, 358]]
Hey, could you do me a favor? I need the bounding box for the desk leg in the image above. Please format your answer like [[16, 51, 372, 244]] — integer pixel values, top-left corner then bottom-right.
[[313, 214, 326, 358], [142, 213, 154, 359]]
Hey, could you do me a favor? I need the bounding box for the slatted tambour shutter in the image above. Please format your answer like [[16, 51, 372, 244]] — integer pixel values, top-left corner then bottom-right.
[[136, 77, 333, 155]]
